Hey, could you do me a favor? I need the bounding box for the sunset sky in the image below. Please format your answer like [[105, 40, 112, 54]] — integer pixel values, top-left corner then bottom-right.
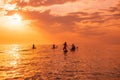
[[0, 0, 120, 44]]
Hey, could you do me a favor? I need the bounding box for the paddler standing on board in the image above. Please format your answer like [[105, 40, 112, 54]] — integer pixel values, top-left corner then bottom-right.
[[63, 42, 68, 53]]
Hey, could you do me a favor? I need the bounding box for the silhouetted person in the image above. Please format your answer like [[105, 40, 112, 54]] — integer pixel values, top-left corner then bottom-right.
[[32, 44, 36, 49], [70, 44, 76, 51], [52, 44, 57, 49], [63, 42, 68, 53]]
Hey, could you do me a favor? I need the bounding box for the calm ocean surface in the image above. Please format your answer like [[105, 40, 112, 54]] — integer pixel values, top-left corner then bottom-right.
[[0, 44, 120, 80]]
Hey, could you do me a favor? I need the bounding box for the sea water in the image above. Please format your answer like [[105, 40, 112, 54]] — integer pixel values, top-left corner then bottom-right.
[[0, 44, 120, 80]]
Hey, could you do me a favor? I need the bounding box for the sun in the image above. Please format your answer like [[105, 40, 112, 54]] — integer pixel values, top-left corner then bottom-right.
[[5, 13, 25, 31], [3, 3, 22, 26], [9, 13, 22, 25]]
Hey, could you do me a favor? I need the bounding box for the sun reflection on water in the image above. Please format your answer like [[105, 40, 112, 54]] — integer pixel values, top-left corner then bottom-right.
[[0, 44, 22, 79], [7, 44, 21, 67]]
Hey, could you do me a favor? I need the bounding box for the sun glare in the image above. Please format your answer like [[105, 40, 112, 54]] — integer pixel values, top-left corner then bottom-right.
[[9, 13, 22, 24], [2, 2, 25, 30], [4, 13, 26, 31]]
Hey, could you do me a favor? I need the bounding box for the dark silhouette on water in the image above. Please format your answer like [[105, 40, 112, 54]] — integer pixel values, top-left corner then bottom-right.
[[32, 44, 36, 49], [63, 42, 68, 53], [70, 44, 76, 51], [52, 44, 57, 49]]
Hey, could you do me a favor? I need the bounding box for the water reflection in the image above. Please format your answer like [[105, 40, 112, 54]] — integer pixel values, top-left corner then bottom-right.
[[64, 52, 67, 60], [7, 44, 21, 67], [0, 44, 22, 79], [0, 44, 120, 80]]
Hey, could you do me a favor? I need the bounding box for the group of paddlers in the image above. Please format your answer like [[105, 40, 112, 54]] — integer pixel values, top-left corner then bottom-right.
[[52, 42, 77, 53], [32, 42, 77, 53]]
